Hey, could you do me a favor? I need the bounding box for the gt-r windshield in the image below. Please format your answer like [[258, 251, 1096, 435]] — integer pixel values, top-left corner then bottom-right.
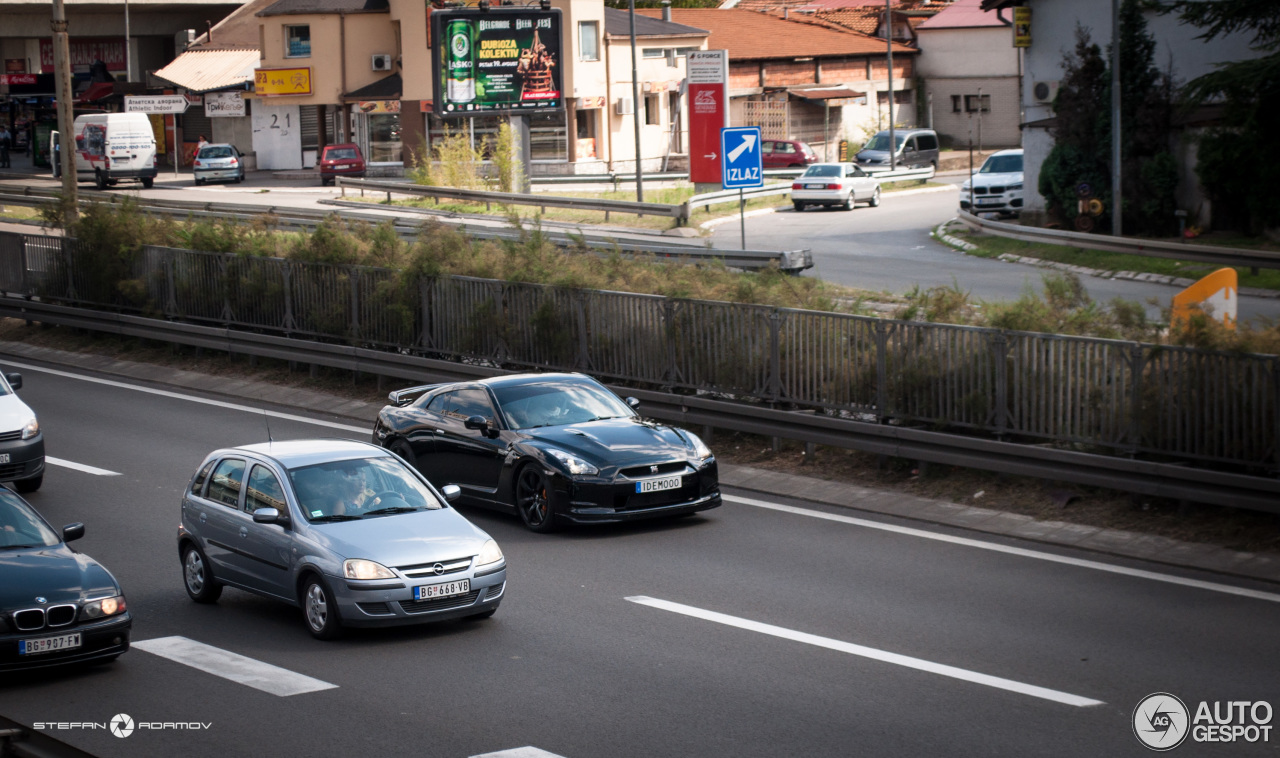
[[289, 456, 443, 522], [494, 381, 633, 430]]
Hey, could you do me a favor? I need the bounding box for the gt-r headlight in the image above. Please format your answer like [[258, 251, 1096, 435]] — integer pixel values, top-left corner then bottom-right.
[[20, 417, 38, 440], [475, 539, 504, 568], [684, 432, 714, 461], [343, 559, 396, 580], [546, 448, 598, 476], [82, 595, 126, 619]]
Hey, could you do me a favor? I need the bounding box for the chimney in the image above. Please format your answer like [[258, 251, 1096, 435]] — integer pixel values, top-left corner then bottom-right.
[[783, 6, 789, 18], [662, 0, 671, 22]]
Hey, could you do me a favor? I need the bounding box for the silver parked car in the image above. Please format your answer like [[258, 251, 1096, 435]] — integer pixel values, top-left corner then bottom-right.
[[790, 162, 881, 212], [193, 143, 245, 185], [176, 439, 506, 639]]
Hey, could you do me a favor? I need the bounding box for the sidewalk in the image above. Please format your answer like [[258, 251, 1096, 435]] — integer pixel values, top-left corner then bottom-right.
[[1, 337, 1276, 586]]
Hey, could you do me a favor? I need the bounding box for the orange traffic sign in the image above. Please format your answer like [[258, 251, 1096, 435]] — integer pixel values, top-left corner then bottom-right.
[[1171, 267, 1237, 330]]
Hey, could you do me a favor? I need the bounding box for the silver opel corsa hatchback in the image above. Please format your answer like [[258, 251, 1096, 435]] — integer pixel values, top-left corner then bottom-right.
[[177, 439, 506, 639]]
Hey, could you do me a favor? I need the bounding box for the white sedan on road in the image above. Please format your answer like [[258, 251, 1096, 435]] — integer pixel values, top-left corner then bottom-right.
[[790, 163, 881, 212]]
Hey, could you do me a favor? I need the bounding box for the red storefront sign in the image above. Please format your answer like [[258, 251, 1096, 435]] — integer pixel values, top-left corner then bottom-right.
[[0, 74, 38, 85], [39, 38, 127, 73], [687, 50, 728, 185]]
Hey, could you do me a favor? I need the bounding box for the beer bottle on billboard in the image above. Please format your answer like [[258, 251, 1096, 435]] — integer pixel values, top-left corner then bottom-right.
[[446, 19, 476, 103]]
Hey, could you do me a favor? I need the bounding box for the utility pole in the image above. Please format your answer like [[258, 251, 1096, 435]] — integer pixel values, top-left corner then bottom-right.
[[628, 0, 644, 202], [1110, 0, 1122, 236], [52, 0, 77, 219], [124, 0, 132, 82], [885, 0, 895, 171]]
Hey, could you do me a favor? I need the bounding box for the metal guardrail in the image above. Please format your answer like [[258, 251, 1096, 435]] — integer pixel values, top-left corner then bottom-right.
[[0, 295, 1275, 512], [0, 187, 814, 273], [957, 210, 1280, 271]]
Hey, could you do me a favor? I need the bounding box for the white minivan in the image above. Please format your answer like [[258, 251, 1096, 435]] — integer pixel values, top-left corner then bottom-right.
[[68, 112, 158, 189]]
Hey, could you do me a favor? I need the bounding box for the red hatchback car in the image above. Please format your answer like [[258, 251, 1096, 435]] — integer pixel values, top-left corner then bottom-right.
[[319, 143, 366, 185], [762, 139, 818, 168]]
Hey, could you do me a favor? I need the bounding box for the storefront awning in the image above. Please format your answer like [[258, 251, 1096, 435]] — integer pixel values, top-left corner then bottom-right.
[[788, 87, 868, 104], [344, 73, 401, 102], [153, 49, 259, 94], [76, 82, 116, 103]]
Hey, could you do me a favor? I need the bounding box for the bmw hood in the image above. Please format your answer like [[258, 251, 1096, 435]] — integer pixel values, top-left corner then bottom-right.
[[526, 418, 694, 467], [311, 508, 492, 567], [0, 393, 36, 435], [967, 171, 1022, 189], [0, 547, 120, 609]]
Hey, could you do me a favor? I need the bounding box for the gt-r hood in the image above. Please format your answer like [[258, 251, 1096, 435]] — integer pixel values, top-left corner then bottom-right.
[[527, 418, 692, 467], [0, 393, 36, 434], [0, 547, 119, 609], [311, 508, 492, 567]]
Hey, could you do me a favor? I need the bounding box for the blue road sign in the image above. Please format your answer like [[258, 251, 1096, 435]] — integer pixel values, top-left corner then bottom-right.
[[721, 126, 763, 190]]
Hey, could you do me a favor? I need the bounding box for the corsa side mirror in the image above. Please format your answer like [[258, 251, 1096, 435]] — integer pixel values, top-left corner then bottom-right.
[[625, 397, 640, 410], [441, 484, 461, 503]]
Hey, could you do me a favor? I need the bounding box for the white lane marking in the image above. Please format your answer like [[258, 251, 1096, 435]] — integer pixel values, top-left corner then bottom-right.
[[471, 749, 567, 758], [724, 493, 1280, 604], [627, 596, 1104, 708], [132, 636, 337, 697], [45, 456, 120, 476], [0, 359, 367, 433]]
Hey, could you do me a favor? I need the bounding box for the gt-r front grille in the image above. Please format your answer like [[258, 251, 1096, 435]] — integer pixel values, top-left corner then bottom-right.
[[0, 431, 21, 442], [616, 481, 700, 511], [619, 461, 688, 479], [396, 558, 471, 579], [399, 590, 481, 615]]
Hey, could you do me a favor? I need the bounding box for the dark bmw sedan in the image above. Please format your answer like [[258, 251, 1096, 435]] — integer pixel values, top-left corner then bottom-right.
[[0, 488, 130, 671], [373, 373, 721, 532]]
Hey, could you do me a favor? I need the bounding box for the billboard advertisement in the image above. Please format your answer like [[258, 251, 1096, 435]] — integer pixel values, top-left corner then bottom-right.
[[688, 50, 728, 185], [431, 7, 563, 117]]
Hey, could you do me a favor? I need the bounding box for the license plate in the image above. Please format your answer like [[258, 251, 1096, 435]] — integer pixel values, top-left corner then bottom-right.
[[636, 476, 682, 494], [415, 578, 469, 601], [19, 632, 82, 656], [0, 454, 8, 464], [977, 199, 1001, 205], [336, 165, 350, 170], [806, 183, 826, 189]]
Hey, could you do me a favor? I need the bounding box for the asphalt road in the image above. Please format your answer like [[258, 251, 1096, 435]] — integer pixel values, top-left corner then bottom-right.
[[1, 358, 1277, 758], [708, 179, 1280, 325]]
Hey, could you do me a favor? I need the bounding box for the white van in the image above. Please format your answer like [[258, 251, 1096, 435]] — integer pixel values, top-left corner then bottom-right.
[[70, 112, 157, 189]]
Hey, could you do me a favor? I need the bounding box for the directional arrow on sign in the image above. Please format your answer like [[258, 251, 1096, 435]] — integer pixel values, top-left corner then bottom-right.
[[704, 152, 717, 160], [727, 134, 756, 163]]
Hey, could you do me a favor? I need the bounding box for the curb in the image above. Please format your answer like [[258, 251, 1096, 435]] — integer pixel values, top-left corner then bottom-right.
[[0, 338, 1276, 587]]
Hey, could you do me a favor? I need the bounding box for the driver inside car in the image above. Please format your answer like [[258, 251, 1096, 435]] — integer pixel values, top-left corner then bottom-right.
[[332, 466, 377, 516]]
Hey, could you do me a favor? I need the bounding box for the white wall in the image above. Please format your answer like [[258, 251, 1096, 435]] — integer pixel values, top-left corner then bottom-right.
[[916, 27, 1018, 78], [251, 101, 301, 170]]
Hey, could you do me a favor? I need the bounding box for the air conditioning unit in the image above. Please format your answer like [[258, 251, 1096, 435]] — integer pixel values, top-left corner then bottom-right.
[[615, 97, 634, 115], [371, 54, 393, 72], [1032, 80, 1059, 104]]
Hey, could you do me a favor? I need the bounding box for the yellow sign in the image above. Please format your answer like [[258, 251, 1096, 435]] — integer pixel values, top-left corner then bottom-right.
[[254, 67, 312, 96], [1172, 267, 1237, 330], [1013, 7, 1031, 48]]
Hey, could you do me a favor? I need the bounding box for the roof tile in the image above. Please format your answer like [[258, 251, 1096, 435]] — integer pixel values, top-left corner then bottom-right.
[[635, 8, 915, 60]]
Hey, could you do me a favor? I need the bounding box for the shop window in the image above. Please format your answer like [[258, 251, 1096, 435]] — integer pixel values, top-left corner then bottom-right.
[[644, 94, 660, 126], [286, 25, 310, 58], [642, 48, 666, 59], [964, 94, 990, 113], [529, 110, 567, 162], [367, 112, 402, 162], [578, 21, 599, 62]]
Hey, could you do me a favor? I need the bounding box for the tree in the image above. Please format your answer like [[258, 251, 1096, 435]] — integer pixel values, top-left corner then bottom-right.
[[1038, 27, 1111, 230], [1160, 0, 1280, 234]]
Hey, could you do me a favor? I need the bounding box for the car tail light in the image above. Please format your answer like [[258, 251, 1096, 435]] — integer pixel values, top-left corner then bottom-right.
[[791, 183, 802, 190], [194, 160, 202, 167], [229, 158, 238, 165], [826, 183, 841, 190]]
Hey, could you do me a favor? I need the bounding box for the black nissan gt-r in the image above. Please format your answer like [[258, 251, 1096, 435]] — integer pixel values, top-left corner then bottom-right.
[[373, 373, 720, 532]]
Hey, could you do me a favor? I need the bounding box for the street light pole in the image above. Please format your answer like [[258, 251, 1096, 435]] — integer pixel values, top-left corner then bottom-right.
[[1110, 0, 1122, 236], [51, 0, 77, 219], [125, 0, 132, 82], [885, 0, 895, 171], [628, 0, 644, 202]]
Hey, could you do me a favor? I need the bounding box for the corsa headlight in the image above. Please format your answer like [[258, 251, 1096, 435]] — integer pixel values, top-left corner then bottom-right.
[[475, 539, 504, 568], [82, 595, 126, 619], [20, 418, 38, 440], [546, 449, 598, 476], [343, 559, 396, 580], [685, 432, 713, 461]]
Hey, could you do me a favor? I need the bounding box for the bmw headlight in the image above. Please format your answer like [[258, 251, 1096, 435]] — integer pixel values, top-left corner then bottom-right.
[[1008, 183, 1023, 190], [343, 559, 396, 580], [546, 448, 598, 476], [20, 417, 38, 440], [82, 595, 126, 619], [475, 539, 504, 568], [684, 432, 713, 461], [961, 181, 971, 192]]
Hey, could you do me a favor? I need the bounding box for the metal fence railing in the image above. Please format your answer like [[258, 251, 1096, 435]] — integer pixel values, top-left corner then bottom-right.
[[1, 231, 1275, 472]]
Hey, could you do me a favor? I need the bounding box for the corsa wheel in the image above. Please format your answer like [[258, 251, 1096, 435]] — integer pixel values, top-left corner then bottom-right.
[[182, 545, 222, 603], [516, 466, 558, 533], [302, 576, 342, 639]]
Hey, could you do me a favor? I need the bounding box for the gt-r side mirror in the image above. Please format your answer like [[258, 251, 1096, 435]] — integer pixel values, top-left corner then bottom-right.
[[464, 416, 498, 438], [62, 522, 85, 542], [625, 397, 640, 410], [5, 372, 21, 390], [253, 507, 289, 527], [441, 484, 461, 502]]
